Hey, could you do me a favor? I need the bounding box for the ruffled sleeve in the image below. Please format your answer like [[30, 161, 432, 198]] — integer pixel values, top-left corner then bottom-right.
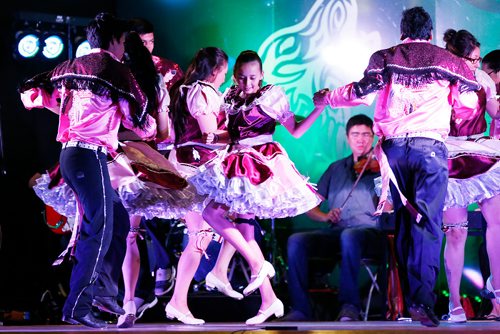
[[476, 68, 497, 101], [257, 85, 294, 123], [185, 81, 222, 118], [158, 76, 170, 113]]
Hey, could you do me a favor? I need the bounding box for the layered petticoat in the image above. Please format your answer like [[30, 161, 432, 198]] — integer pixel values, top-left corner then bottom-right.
[[33, 172, 77, 218], [108, 141, 205, 219], [189, 142, 322, 219], [114, 178, 201, 219], [374, 137, 500, 210], [444, 137, 500, 209]]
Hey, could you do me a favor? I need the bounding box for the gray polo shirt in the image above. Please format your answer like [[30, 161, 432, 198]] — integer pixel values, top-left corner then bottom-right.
[[317, 154, 379, 228]]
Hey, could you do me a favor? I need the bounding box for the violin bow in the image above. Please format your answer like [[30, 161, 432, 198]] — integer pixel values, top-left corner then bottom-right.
[[340, 149, 374, 210]]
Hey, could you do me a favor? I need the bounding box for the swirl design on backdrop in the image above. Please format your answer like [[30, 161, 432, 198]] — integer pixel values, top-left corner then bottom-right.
[[257, 0, 382, 179]]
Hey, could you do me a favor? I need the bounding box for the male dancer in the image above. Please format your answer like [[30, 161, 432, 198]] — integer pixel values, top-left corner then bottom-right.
[[314, 7, 479, 327], [20, 13, 157, 328]]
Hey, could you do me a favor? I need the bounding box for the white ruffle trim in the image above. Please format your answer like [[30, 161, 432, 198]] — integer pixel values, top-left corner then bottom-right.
[[223, 84, 294, 123], [33, 173, 77, 218], [32, 170, 206, 221], [374, 163, 500, 210], [445, 161, 500, 209], [190, 154, 322, 219], [374, 176, 392, 204], [117, 179, 206, 220]]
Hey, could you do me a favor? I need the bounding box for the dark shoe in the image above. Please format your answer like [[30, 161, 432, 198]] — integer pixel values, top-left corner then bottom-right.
[[117, 301, 136, 328], [409, 304, 440, 327], [136, 296, 158, 319], [275, 310, 310, 322], [62, 313, 107, 328], [92, 296, 125, 315], [155, 267, 176, 296], [337, 304, 361, 321], [62, 315, 79, 325]]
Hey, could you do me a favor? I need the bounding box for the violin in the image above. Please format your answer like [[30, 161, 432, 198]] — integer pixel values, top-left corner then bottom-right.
[[353, 154, 380, 175], [340, 152, 380, 210]]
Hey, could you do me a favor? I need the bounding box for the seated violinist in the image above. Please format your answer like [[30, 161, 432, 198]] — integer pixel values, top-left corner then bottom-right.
[[281, 114, 386, 321]]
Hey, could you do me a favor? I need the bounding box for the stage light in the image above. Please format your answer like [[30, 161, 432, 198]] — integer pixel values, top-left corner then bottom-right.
[[14, 30, 66, 61], [75, 39, 91, 58], [70, 23, 90, 58], [16, 32, 40, 58], [42, 34, 65, 59], [13, 12, 92, 61], [463, 268, 484, 289]]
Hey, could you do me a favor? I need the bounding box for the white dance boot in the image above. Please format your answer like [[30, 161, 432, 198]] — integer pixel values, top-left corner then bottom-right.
[[243, 261, 275, 296], [206, 272, 243, 300], [487, 276, 500, 304], [165, 303, 205, 325], [117, 300, 137, 328], [447, 303, 466, 323], [246, 299, 284, 325]]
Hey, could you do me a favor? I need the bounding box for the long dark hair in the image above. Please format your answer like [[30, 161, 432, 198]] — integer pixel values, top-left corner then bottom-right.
[[123, 31, 159, 117], [170, 47, 228, 143], [443, 29, 480, 59]]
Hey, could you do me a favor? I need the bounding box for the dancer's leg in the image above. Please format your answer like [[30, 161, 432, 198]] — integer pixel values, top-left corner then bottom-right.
[[480, 194, 500, 301], [209, 240, 236, 285], [237, 222, 277, 309], [443, 207, 468, 311], [122, 215, 143, 303], [203, 201, 263, 273], [168, 211, 211, 314]]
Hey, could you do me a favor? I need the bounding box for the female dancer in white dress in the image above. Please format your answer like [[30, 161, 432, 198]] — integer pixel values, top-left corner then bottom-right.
[[111, 32, 197, 328], [441, 29, 500, 323], [164, 47, 241, 325], [191, 50, 325, 325]]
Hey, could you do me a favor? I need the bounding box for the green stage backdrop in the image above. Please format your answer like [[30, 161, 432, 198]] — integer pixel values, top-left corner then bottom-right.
[[117, 0, 500, 303], [0, 0, 498, 313], [118, 0, 499, 190]]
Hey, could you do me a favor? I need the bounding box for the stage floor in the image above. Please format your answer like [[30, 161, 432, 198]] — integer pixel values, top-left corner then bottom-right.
[[1, 320, 500, 333]]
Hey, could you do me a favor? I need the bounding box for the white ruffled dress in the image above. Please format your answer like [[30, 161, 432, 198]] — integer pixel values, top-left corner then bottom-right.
[[189, 84, 322, 218]]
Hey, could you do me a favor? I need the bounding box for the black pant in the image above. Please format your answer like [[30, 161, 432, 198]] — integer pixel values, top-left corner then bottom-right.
[[60, 147, 129, 317], [382, 137, 447, 309]]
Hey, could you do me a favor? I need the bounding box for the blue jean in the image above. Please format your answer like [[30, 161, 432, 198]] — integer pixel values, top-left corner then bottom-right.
[[286, 224, 385, 317], [142, 218, 175, 271], [134, 218, 177, 300], [382, 137, 447, 308]]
